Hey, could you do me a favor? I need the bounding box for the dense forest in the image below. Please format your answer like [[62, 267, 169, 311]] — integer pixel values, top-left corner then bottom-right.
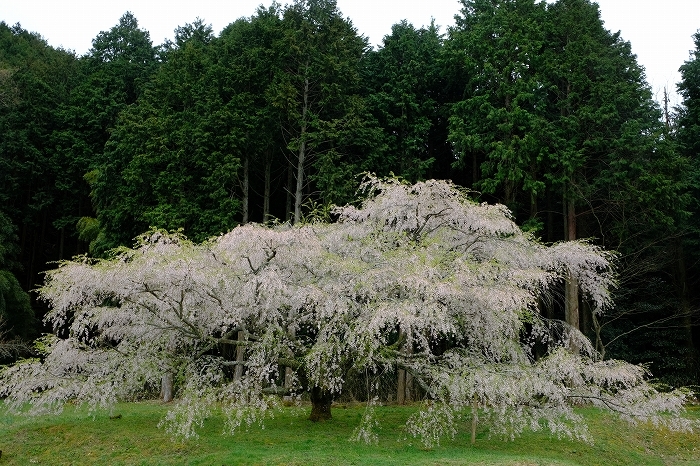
[[1, 0, 699, 386]]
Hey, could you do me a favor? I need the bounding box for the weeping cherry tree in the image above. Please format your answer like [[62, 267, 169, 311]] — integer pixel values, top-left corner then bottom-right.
[[0, 177, 695, 446]]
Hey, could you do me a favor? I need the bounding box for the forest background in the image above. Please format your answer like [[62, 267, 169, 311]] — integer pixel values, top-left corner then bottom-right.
[[1, 0, 700, 388]]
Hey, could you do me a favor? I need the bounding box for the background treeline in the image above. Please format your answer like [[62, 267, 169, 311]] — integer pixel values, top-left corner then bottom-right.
[[1, 0, 699, 385]]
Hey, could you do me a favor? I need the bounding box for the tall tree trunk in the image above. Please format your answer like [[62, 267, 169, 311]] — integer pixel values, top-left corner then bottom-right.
[[546, 188, 554, 243], [529, 192, 538, 224], [676, 240, 697, 375], [59, 226, 65, 261], [580, 299, 592, 338], [309, 386, 332, 422], [504, 179, 515, 210], [242, 155, 249, 224], [405, 371, 413, 402], [294, 75, 310, 225], [591, 310, 605, 359], [564, 194, 580, 350], [263, 149, 272, 223], [286, 161, 294, 222]]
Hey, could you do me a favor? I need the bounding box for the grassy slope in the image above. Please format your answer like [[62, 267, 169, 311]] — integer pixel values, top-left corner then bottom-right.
[[0, 403, 698, 465]]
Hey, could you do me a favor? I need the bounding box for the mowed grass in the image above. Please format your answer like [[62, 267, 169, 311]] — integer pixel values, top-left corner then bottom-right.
[[1, 402, 698, 465]]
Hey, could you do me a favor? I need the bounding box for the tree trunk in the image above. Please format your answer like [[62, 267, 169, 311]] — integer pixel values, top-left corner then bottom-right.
[[309, 386, 332, 422], [263, 149, 272, 223], [591, 310, 605, 359], [161, 372, 174, 402], [397, 368, 406, 404], [564, 195, 579, 331], [546, 188, 554, 243], [294, 75, 310, 225], [564, 194, 580, 353], [405, 371, 413, 402], [397, 330, 413, 404], [234, 330, 245, 382], [59, 226, 65, 261], [242, 155, 249, 224], [675, 240, 697, 375], [286, 161, 294, 222]]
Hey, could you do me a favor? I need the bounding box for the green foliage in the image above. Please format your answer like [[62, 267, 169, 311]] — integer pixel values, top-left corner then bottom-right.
[[448, 0, 549, 210], [677, 31, 700, 162], [0, 270, 34, 340], [216, 7, 287, 223], [363, 20, 446, 182], [676, 32, 700, 241], [95, 19, 242, 245], [0, 211, 18, 269], [0, 21, 84, 299], [447, 0, 672, 232], [277, 0, 381, 210], [76, 13, 159, 249], [443, 0, 696, 383], [542, 0, 667, 212]]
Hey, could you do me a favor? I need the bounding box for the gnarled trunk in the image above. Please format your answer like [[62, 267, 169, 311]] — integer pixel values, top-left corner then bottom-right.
[[309, 386, 332, 422]]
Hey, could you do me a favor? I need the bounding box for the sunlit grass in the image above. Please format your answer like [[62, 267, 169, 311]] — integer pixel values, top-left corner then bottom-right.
[[1, 402, 698, 465]]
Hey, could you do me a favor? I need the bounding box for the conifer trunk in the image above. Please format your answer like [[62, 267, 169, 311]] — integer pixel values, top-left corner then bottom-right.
[[286, 161, 294, 222], [676, 240, 696, 374], [294, 72, 310, 225], [263, 149, 271, 223], [242, 155, 249, 224], [564, 195, 579, 332]]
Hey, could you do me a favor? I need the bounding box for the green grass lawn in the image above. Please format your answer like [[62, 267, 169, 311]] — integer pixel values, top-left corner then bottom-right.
[[1, 402, 698, 465]]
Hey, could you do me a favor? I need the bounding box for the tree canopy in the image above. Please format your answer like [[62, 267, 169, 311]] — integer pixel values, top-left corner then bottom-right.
[[1, 178, 694, 446]]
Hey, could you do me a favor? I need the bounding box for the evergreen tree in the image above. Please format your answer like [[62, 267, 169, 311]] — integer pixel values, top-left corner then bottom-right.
[[445, 0, 684, 346], [666, 29, 700, 382], [447, 0, 548, 215], [274, 0, 377, 221], [0, 22, 80, 279], [364, 20, 450, 182], [97, 19, 242, 245], [217, 6, 287, 223], [79, 12, 159, 252], [541, 0, 683, 338]]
